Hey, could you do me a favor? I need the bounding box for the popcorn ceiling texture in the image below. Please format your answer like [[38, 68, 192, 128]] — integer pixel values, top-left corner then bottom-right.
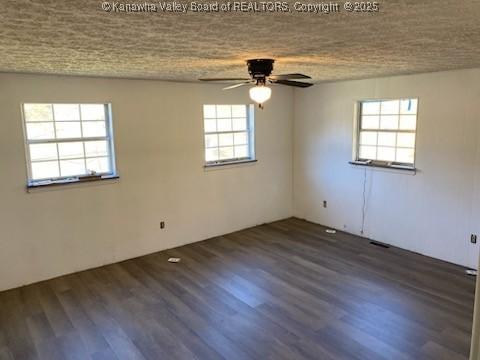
[[1, 0, 480, 82]]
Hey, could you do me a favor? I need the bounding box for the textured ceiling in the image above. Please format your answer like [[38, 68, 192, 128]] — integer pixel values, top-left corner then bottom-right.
[[1, 0, 480, 82]]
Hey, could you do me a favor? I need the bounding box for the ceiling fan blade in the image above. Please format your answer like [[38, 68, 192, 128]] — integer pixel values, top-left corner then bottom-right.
[[199, 78, 251, 82], [223, 82, 252, 90], [269, 73, 311, 80], [271, 79, 314, 88]]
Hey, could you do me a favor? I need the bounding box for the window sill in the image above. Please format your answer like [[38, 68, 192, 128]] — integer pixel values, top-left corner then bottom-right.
[[204, 159, 257, 169], [27, 174, 119, 191], [349, 161, 416, 173]]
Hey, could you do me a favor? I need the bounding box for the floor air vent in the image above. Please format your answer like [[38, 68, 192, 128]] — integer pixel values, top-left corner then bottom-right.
[[370, 241, 390, 249]]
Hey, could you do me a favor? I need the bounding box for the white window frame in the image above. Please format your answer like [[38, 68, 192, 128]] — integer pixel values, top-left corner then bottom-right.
[[203, 104, 256, 167], [22, 103, 118, 187], [353, 98, 418, 170]]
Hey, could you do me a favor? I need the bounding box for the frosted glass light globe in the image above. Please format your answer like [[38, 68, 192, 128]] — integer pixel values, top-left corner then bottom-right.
[[249, 86, 272, 104]]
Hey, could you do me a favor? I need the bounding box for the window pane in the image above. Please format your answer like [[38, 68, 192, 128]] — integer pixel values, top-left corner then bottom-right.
[[400, 99, 417, 115], [56, 122, 81, 139], [60, 159, 86, 177], [205, 148, 219, 162], [203, 104, 254, 165], [234, 132, 248, 145], [26, 122, 55, 140], [29, 144, 58, 162], [359, 131, 377, 146], [24, 103, 115, 183], [86, 157, 110, 174], [234, 145, 248, 158], [204, 118, 216, 133], [81, 104, 105, 121], [396, 148, 415, 163], [380, 115, 399, 130], [399, 115, 417, 130], [232, 118, 247, 131], [31, 161, 59, 180], [24, 104, 53, 122], [377, 147, 395, 161], [381, 100, 400, 115], [397, 133, 415, 148], [216, 105, 231, 118], [217, 118, 232, 132], [85, 140, 108, 157], [358, 98, 417, 166], [361, 116, 379, 129], [58, 142, 84, 159], [232, 105, 246, 118], [378, 132, 396, 147], [203, 105, 216, 119], [54, 104, 80, 121], [362, 102, 380, 115], [82, 121, 106, 137], [359, 145, 376, 159], [219, 133, 234, 146], [205, 134, 218, 148], [219, 147, 234, 160]]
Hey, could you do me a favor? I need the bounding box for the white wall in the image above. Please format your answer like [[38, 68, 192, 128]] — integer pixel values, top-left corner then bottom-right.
[[2, 68, 479, 291], [0, 73, 294, 291], [294, 68, 480, 268]]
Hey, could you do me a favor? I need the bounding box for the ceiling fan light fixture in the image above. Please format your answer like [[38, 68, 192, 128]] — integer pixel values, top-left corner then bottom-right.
[[199, 58, 313, 109], [249, 85, 272, 104]]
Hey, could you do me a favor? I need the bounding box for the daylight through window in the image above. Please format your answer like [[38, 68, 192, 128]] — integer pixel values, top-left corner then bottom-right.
[[22, 103, 116, 185], [203, 104, 255, 165], [356, 99, 418, 166]]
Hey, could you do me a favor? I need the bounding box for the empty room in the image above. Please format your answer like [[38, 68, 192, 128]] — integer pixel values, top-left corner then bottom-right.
[[1, 1, 480, 359]]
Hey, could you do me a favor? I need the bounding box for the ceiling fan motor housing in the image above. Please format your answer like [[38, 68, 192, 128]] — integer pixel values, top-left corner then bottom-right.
[[247, 59, 274, 82]]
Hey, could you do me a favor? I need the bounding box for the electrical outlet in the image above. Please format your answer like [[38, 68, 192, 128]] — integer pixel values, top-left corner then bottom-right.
[[160, 221, 165, 229], [323, 200, 327, 208], [471, 234, 477, 244]]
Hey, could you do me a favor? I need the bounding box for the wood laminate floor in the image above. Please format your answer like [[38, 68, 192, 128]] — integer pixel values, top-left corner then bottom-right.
[[0, 218, 475, 360]]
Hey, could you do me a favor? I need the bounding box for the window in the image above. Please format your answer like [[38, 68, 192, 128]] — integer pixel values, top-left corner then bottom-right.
[[203, 104, 255, 166], [355, 98, 418, 167], [22, 103, 117, 186]]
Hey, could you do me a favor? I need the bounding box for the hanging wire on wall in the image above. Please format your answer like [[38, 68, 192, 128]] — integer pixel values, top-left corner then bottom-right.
[[361, 166, 368, 235]]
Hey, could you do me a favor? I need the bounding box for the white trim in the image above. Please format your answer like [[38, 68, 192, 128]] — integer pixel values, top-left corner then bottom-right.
[[354, 98, 419, 168], [22, 103, 118, 185], [202, 104, 256, 166]]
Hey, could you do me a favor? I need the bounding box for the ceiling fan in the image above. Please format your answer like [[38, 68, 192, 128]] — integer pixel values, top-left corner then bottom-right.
[[199, 59, 313, 108]]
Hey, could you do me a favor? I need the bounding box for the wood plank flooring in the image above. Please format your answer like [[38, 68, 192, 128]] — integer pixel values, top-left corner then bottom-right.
[[0, 218, 475, 360]]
